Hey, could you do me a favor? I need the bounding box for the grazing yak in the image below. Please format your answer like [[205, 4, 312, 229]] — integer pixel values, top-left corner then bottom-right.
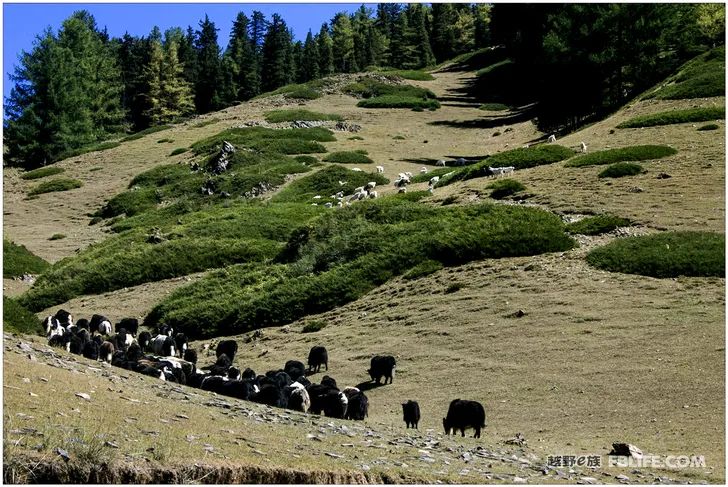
[[216, 340, 238, 363], [443, 399, 486, 438], [368, 355, 396, 384], [402, 400, 421, 429], [307, 346, 328, 373]]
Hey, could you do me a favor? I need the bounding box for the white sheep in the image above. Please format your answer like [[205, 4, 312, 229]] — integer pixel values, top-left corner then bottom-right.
[[580, 141, 587, 153], [547, 134, 556, 143], [313, 195, 322, 199], [365, 181, 377, 190], [420, 167, 428, 174], [324, 202, 333, 208], [376, 165, 384, 173], [436, 160, 446, 167], [368, 191, 378, 199], [352, 168, 363, 172], [398, 187, 407, 193], [429, 176, 440, 186]]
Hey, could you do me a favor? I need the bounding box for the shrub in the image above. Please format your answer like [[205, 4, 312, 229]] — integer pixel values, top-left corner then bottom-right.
[[410, 167, 453, 183], [566, 215, 631, 235], [487, 178, 525, 199], [445, 282, 464, 294], [302, 320, 327, 333], [358, 96, 441, 110], [344, 77, 436, 99], [437, 145, 574, 187], [565, 145, 677, 167], [145, 202, 575, 337], [258, 83, 322, 100], [476, 59, 513, 77], [191, 126, 335, 155], [348, 136, 364, 140], [323, 151, 374, 164], [294, 155, 320, 166], [98, 187, 162, 218], [273, 165, 388, 203], [377, 69, 435, 81], [404, 259, 443, 280], [643, 46, 724, 100], [441, 195, 458, 206], [20, 166, 65, 180], [169, 147, 188, 156], [4, 296, 42, 335], [617, 107, 725, 128], [479, 103, 510, 111], [264, 109, 342, 123], [28, 178, 83, 196], [252, 139, 328, 154], [49, 234, 66, 240], [392, 135, 406, 140], [698, 123, 720, 131], [492, 131, 501, 137], [121, 125, 172, 142], [4, 240, 49, 278], [157, 138, 174, 143], [598, 162, 645, 178], [586, 231, 724, 278]]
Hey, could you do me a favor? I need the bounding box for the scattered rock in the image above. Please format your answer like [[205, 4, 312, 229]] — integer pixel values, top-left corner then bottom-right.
[[325, 452, 344, 459], [513, 476, 527, 484], [610, 442, 643, 458], [56, 447, 71, 462], [104, 441, 120, 448], [616, 474, 630, 481], [175, 414, 189, 419], [18, 342, 33, 353], [579, 476, 597, 484], [627, 186, 644, 193], [504, 433, 527, 446], [75, 392, 91, 401], [656, 172, 672, 179]]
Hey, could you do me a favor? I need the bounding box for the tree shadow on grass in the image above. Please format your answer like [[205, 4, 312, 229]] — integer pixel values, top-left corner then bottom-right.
[[428, 105, 536, 130]]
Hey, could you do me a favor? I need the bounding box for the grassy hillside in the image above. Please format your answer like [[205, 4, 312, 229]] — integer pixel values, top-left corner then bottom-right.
[[3, 240, 49, 278]]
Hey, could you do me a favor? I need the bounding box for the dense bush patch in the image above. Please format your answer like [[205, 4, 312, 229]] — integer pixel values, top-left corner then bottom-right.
[[697, 123, 720, 131], [586, 231, 724, 278], [410, 167, 453, 183], [4, 296, 42, 335], [169, 147, 188, 156], [28, 178, 83, 196], [487, 178, 525, 199], [302, 320, 327, 333], [264, 109, 342, 123], [437, 145, 574, 187], [145, 200, 575, 338], [49, 234, 66, 240], [598, 162, 645, 178], [370, 68, 435, 81], [565, 145, 677, 167], [358, 96, 441, 110], [258, 82, 321, 100], [617, 107, 724, 128], [346, 77, 440, 110], [20, 166, 65, 180], [566, 215, 631, 235], [403, 259, 443, 280], [322, 151, 374, 164], [190, 126, 335, 155], [273, 166, 388, 204], [4, 240, 49, 278], [479, 103, 510, 111], [643, 46, 724, 100]]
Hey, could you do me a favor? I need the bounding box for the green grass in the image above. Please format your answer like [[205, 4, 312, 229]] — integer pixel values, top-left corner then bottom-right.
[[4, 240, 49, 278], [487, 179, 525, 199], [437, 145, 574, 188], [565, 145, 677, 168], [145, 201, 575, 338], [348, 136, 364, 140], [121, 125, 173, 142], [301, 320, 327, 333], [616, 107, 725, 128], [20, 166, 65, 180], [169, 147, 188, 156], [27, 178, 83, 197], [586, 231, 724, 278], [322, 151, 374, 164], [190, 127, 335, 156], [3, 296, 42, 335], [698, 123, 720, 131], [479, 103, 510, 111], [272, 166, 388, 204], [48, 234, 66, 241], [643, 46, 725, 100], [566, 215, 632, 235], [264, 109, 342, 123], [192, 117, 220, 128], [598, 162, 645, 178], [293, 155, 320, 166], [475, 59, 514, 77]]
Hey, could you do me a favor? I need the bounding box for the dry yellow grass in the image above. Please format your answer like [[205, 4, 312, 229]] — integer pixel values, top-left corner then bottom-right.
[[3, 65, 725, 483]]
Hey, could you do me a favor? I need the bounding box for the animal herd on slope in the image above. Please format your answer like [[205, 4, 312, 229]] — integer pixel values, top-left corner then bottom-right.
[[41, 308, 487, 438]]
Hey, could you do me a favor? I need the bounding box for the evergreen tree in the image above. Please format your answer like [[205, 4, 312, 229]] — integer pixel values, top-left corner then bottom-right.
[[178, 26, 197, 85], [431, 4, 458, 63], [193, 15, 221, 113], [291, 40, 305, 82], [388, 9, 411, 68], [407, 4, 435, 68], [143, 34, 195, 124], [248, 10, 268, 96], [473, 4, 491, 49], [227, 12, 258, 101], [317, 23, 334, 76], [301, 30, 320, 82], [332, 13, 356, 72], [261, 14, 293, 92]]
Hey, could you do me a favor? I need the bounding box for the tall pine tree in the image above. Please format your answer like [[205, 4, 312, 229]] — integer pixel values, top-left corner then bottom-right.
[[300, 30, 320, 82], [261, 14, 293, 92], [317, 23, 334, 76], [193, 15, 221, 113], [332, 13, 356, 72]]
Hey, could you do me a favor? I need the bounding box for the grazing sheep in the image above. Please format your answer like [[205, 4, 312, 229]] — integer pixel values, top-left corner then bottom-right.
[[352, 168, 363, 172], [398, 187, 407, 193], [547, 134, 556, 143], [376, 165, 384, 173], [436, 160, 446, 167], [368, 191, 378, 199], [420, 167, 428, 174], [580, 141, 587, 153], [365, 181, 377, 190], [429, 176, 440, 187]]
